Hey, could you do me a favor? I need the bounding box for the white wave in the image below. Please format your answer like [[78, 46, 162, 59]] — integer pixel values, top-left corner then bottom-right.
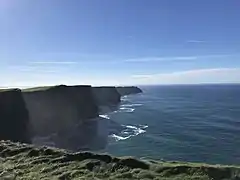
[[137, 129, 146, 134], [125, 125, 138, 129], [121, 103, 143, 107], [121, 95, 128, 100], [109, 124, 148, 142], [110, 134, 132, 141], [110, 102, 142, 114], [119, 107, 135, 113], [110, 108, 134, 113], [139, 125, 149, 129], [99, 114, 110, 119]]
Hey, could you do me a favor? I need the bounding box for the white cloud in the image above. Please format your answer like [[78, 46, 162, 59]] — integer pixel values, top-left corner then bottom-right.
[[131, 68, 240, 84], [30, 61, 78, 65], [124, 56, 197, 62], [7, 64, 69, 73], [131, 75, 154, 78], [124, 54, 235, 63], [187, 40, 206, 43]]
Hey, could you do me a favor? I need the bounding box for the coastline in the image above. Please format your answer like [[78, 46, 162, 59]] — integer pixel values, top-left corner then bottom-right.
[[0, 85, 239, 179]]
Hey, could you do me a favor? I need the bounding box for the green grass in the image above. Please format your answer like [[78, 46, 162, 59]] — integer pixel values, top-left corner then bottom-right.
[[0, 89, 19, 92], [0, 141, 239, 180], [0, 86, 54, 93], [21, 86, 56, 92], [0, 84, 74, 93]]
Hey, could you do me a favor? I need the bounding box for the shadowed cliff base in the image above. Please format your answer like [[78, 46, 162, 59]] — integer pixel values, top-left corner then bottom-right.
[[0, 141, 239, 180], [0, 89, 31, 144]]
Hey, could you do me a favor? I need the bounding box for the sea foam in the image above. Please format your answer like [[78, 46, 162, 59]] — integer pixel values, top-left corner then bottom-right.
[[119, 107, 135, 113], [110, 124, 148, 141]]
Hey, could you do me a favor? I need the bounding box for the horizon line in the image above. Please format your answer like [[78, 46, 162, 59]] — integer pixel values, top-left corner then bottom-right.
[[1, 82, 240, 89]]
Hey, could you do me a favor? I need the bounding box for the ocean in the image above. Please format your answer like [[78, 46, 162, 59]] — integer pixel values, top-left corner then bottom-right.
[[101, 84, 240, 165]]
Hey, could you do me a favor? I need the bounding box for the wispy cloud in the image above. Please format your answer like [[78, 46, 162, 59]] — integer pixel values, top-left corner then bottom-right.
[[131, 75, 154, 79], [8, 66, 48, 73], [5, 61, 80, 74], [6, 62, 75, 74], [187, 40, 206, 43], [124, 54, 237, 63], [131, 68, 240, 84], [30, 61, 78, 65], [124, 56, 197, 62], [132, 68, 240, 78]]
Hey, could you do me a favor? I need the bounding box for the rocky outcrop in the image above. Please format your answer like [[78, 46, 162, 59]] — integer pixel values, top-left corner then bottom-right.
[[0, 89, 31, 143], [117, 86, 142, 96], [92, 87, 121, 106], [22, 85, 99, 150]]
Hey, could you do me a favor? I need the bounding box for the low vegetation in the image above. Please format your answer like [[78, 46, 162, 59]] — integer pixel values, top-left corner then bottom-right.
[[21, 86, 56, 92], [0, 89, 18, 92], [0, 141, 239, 179]]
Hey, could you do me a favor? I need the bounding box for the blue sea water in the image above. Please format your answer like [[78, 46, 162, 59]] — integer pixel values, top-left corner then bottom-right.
[[103, 84, 240, 165]]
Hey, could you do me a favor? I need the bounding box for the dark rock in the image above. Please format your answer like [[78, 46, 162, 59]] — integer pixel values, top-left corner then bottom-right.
[[0, 89, 31, 143], [22, 85, 99, 151], [92, 86, 121, 106], [22, 85, 99, 137], [116, 86, 142, 96]]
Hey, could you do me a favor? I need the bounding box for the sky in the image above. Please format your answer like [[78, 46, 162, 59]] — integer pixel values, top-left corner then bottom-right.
[[1, 0, 240, 87]]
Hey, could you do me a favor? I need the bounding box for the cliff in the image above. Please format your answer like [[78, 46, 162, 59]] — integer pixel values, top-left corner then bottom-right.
[[92, 87, 121, 106], [0, 85, 145, 151], [117, 86, 142, 96], [22, 85, 99, 150], [0, 140, 239, 180], [0, 89, 31, 144]]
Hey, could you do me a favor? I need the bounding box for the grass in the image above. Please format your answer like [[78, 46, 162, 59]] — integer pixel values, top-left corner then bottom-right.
[[21, 86, 57, 92], [0, 141, 239, 180], [22, 85, 91, 92], [0, 87, 54, 93], [0, 89, 19, 92]]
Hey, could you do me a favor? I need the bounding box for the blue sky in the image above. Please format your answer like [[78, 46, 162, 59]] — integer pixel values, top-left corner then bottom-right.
[[1, 0, 240, 86]]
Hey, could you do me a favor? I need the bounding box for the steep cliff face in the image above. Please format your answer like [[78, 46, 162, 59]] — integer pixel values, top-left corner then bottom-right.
[[116, 86, 143, 96], [0, 85, 140, 151], [22, 85, 99, 150], [0, 89, 31, 143], [92, 87, 121, 106]]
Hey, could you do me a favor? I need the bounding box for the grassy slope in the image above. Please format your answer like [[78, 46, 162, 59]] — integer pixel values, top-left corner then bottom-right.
[[0, 89, 18, 92], [21, 86, 54, 92], [0, 141, 239, 180], [0, 87, 52, 93]]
